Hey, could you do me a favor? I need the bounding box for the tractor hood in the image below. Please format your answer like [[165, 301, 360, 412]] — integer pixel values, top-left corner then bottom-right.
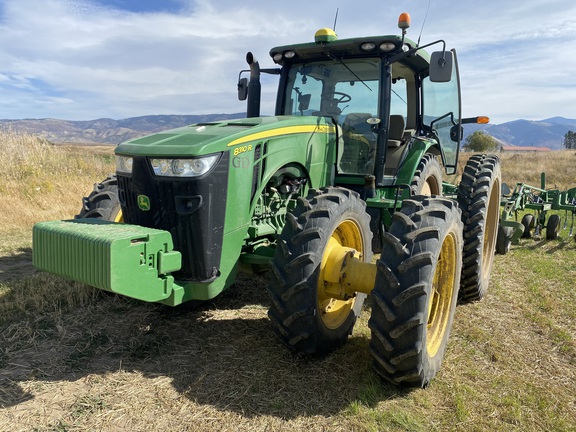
[[115, 115, 332, 157]]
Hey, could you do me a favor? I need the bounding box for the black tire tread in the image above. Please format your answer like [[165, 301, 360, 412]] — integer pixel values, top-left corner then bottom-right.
[[369, 196, 463, 387], [456, 154, 501, 303], [267, 187, 372, 355], [76, 175, 121, 221], [410, 154, 443, 196]]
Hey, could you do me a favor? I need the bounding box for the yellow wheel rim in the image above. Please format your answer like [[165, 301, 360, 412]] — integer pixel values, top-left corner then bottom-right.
[[114, 209, 124, 223], [427, 231, 458, 357], [482, 179, 500, 275], [318, 219, 364, 329], [420, 176, 441, 196]]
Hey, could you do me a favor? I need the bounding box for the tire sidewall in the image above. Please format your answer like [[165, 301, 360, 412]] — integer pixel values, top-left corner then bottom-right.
[[546, 214, 561, 240]]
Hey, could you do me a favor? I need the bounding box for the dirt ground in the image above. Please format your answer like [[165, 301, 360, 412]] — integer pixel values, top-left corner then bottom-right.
[[0, 265, 385, 431], [1, 244, 576, 431]]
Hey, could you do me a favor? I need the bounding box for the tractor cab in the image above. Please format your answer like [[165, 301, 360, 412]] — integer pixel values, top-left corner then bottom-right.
[[240, 15, 465, 188]]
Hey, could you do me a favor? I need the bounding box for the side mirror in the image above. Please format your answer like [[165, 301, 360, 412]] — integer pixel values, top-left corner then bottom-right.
[[450, 124, 463, 142], [429, 51, 453, 83], [238, 77, 248, 101]]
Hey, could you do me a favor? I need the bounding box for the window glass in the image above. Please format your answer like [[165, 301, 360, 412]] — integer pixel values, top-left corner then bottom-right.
[[283, 59, 380, 123], [422, 62, 461, 169], [283, 59, 381, 175], [390, 78, 407, 119]]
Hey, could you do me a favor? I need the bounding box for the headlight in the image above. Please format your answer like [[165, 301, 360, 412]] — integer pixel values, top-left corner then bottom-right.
[[116, 155, 133, 174], [150, 154, 219, 177]]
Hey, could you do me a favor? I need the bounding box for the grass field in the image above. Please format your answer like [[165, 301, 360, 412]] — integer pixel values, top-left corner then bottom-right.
[[0, 130, 575, 431]]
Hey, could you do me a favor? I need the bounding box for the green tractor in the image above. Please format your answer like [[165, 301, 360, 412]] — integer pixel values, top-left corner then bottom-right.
[[33, 13, 501, 387]]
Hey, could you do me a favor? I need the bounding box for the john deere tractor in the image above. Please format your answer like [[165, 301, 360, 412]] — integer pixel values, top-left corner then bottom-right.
[[33, 13, 501, 387]]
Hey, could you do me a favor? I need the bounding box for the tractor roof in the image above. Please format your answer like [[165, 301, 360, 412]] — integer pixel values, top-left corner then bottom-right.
[[269, 30, 431, 73]]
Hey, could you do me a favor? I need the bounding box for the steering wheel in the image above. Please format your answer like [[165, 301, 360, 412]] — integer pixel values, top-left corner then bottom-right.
[[333, 91, 352, 104]]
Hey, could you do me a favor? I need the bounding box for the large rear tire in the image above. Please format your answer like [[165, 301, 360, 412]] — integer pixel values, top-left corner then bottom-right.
[[267, 187, 372, 355], [76, 175, 123, 222], [369, 196, 463, 387], [410, 154, 443, 196], [457, 154, 501, 303]]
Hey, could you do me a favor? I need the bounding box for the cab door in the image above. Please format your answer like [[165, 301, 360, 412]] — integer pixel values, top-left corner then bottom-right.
[[422, 49, 462, 175]]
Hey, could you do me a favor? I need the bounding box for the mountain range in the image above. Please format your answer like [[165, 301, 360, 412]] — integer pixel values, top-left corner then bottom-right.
[[1, 114, 575, 150], [464, 116, 576, 150]]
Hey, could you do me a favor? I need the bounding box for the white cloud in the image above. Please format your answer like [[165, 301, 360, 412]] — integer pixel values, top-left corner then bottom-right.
[[1, 0, 576, 123]]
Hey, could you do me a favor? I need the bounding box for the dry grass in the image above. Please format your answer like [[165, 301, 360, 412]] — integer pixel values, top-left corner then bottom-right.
[[0, 128, 115, 241], [455, 150, 576, 191], [0, 133, 575, 431]]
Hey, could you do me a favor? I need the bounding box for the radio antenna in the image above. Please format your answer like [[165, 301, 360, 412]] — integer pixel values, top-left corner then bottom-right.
[[417, 0, 431, 46], [333, 8, 339, 31]]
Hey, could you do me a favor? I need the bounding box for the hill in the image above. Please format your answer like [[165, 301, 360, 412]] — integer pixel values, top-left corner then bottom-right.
[[1, 114, 575, 149], [462, 116, 576, 150], [0, 114, 245, 145]]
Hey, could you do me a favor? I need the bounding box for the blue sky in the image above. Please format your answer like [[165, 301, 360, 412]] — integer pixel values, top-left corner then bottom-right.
[[1, 0, 576, 124]]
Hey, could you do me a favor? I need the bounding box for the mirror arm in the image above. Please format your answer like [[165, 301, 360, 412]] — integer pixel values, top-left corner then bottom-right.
[[387, 38, 446, 65]]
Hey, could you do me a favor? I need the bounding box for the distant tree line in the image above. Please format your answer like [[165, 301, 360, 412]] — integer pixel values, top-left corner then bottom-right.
[[563, 131, 576, 149]]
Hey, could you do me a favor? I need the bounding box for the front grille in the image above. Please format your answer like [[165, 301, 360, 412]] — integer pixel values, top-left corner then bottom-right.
[[117, 152, 229, 282]]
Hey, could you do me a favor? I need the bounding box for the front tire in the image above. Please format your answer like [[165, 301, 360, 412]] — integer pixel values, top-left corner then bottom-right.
[[267, 187, 372, 355], [76, 175, 123, 222], [369, 196, 463, 387], [457, 154, 501, 303]]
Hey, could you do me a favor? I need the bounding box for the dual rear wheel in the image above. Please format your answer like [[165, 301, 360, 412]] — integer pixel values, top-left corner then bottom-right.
[[268, 187, 465, 387], [269, 154, 501, 387]]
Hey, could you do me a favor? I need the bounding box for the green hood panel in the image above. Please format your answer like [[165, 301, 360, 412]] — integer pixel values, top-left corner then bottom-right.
[[115, 116, 331, 157]]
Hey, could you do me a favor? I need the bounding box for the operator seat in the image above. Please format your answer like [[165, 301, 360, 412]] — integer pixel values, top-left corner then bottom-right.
[[385, 114, 408, 175], [387, 114, 406, 147]]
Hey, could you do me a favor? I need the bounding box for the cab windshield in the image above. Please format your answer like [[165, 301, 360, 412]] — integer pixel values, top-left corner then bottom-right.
[[283, 59, 381, 122], [283, 59, 386, 174], [282, 58, 409, 175]]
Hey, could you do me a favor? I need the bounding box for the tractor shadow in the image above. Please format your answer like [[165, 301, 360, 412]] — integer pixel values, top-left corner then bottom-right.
[[0, 247, 34, 283], [0, 269, 406, 419]]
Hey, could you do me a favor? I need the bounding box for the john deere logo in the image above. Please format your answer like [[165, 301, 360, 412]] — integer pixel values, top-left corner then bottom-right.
[[137, 195, 151, 211]]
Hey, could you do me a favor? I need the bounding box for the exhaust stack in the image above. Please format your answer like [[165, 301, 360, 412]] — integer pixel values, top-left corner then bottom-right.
[[246, 52, 261, 118]]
